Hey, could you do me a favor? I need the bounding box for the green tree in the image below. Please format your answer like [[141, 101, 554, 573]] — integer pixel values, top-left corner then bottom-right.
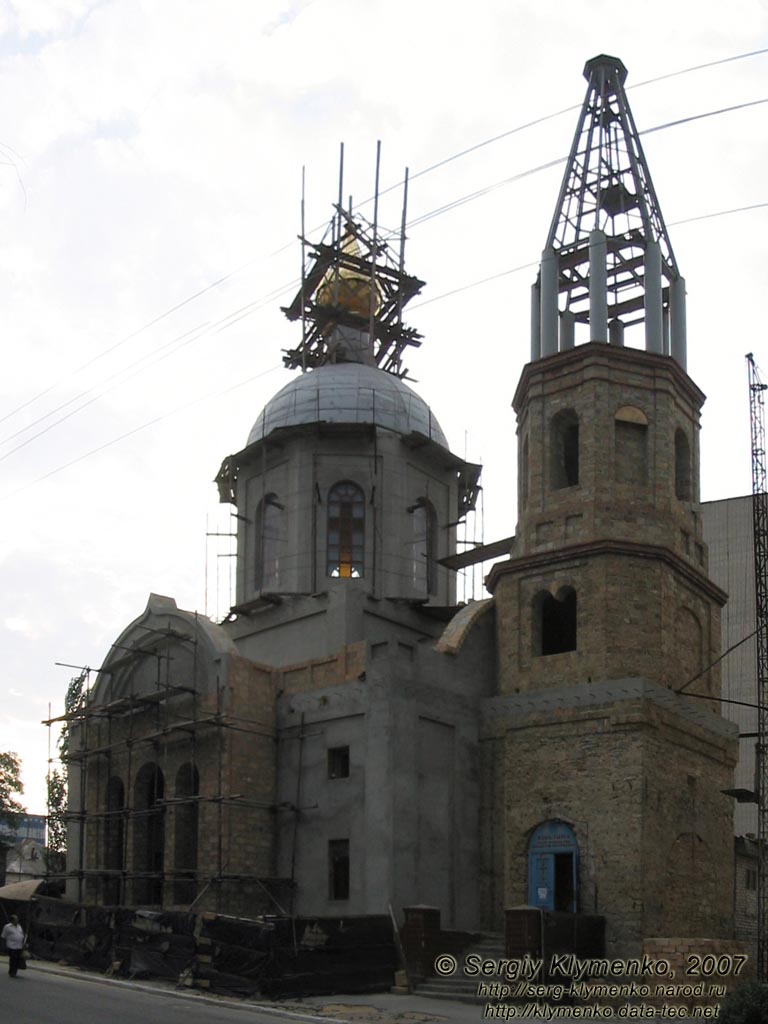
[[0, 750, 26, 831], [46, 768, 67, 855], [46, 671, 87, 856]]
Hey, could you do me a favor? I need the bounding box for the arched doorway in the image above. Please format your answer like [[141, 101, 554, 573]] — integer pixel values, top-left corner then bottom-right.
[[527, 820, 579, 913]]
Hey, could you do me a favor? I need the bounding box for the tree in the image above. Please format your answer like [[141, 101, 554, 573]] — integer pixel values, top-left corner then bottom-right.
[[46, 671, 87, 857], [0, 751, 26, 831]]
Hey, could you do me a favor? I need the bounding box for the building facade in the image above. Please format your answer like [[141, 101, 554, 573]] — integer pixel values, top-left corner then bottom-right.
[[66, 55, 742, 957]]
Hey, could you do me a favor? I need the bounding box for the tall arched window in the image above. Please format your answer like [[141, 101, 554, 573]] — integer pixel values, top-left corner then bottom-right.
[[675, 429, 692, 501], [410, 498, 438, 595], [103, 776, 124, 905], [133, 762, 165, 906], [174, 763, 199, 906], [327, 481, 365, 578], [550, 410, 579, 489], [533, 586, 577, 656], [255, 492, 283, 591]]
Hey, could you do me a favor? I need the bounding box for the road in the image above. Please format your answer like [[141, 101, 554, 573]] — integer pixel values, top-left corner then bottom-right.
[[0, 968, 345, 1024], [1, 960, 607, 1023]]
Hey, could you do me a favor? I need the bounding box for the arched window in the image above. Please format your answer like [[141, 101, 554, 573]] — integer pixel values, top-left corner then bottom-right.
[[675, 429, 692, 500], [133, 763, 165, 906], [103, 776, 124, 905], [327, 481, 365, 578], [174, 763, 199, 906], [255, 492, 283, 591], [410, 498, 438, 595], [533, 586, 577, 656], [550, 410, 579, 489], [615, 406, 648, 484]]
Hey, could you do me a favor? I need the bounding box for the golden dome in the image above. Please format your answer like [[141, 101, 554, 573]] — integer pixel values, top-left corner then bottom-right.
[[315, 231, 381, 317]]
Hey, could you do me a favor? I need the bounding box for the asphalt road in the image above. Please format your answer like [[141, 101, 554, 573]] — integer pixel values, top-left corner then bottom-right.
[[0, 968, 345, 1024], [1, 959, 593, 1024]]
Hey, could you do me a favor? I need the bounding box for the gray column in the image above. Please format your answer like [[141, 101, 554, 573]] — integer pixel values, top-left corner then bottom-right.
[[589, 230, 608, 343], [608, 319, 624, 347], [670, 276, 687, 371], [530, 282, 541, 361], [540, 248, 559, 358], [644, 240, 663, 354], [559, 310, 575, 350]]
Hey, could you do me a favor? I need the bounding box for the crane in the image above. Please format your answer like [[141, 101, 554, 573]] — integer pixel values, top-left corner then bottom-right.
[[747, 351, 768, 981]]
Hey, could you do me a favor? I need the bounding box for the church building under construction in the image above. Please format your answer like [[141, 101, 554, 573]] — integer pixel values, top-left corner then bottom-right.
[[63, 55, 749, 964]]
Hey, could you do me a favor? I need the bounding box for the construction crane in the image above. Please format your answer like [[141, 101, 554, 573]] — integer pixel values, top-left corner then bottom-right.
[[747, 351, 768, 981]]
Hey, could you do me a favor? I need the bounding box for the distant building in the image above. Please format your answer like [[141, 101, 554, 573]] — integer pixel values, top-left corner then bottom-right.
[[1, 817, 47, 886]]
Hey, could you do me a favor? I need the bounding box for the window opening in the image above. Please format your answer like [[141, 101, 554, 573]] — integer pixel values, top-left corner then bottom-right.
[[255, 493, 283, 590], [328, 838, 350, 900], [551, 410, 579, 489], [410, 498, 438, 595], [328, 746, 350, 780], [327, 482, 365, 578], [133, 763, 165, 905], [534, 587, 577, 655]]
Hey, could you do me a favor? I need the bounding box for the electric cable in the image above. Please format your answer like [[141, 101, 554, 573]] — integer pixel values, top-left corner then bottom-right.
[[4, 47, 765, 433]]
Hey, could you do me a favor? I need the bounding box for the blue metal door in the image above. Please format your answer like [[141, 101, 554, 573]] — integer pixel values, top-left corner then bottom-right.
[[527, 821, 579, 912]]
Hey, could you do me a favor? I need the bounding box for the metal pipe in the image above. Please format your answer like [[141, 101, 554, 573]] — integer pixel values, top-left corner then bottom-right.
[[589, 230, 607, 343], [644, 240, 663, 353], [670, 276, 688, 371], [540, 249, 558, 357], [530, 282, 541, 361], [662, 308, 670, 356], [559, 310, 575, 350]]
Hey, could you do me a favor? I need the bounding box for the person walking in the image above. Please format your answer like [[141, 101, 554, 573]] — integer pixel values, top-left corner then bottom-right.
[[1, 915, 25, 977]]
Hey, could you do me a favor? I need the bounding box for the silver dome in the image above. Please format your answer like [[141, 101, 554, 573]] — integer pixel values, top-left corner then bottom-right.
[[247, 363, 449, 449]]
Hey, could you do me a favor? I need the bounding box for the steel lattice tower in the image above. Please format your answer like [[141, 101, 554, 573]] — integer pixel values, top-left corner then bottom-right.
[[532, 55, 687, 367], [748, 352, 768, 981]]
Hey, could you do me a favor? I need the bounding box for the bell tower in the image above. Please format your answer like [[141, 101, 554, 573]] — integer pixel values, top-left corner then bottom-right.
[[484, 56, 737, 955]]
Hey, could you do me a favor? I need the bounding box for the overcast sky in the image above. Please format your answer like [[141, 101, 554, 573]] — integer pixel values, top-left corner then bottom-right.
[[1, 0, 767, 815]]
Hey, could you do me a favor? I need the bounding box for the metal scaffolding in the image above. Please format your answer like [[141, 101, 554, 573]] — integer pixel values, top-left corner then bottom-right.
[[44, 625, 291, 916]]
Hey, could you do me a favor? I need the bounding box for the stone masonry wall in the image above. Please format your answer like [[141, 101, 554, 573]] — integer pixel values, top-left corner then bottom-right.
[[490, 693, 735, 958], [493, 550, 722, 699]]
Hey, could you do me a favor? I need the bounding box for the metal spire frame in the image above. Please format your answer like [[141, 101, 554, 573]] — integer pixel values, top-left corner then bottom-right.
[[545, 54, 681, 329]]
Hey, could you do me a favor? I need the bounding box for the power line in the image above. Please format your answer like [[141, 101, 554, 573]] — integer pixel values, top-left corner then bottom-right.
[[0, 256, 276, 430], [5, 187, 766, 498], [669, 201, 768, 228], [1, 365, 283, 502], [403, 97, 768, 234], [5, 47, 765, 436], [0, 278, 299, 460]]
